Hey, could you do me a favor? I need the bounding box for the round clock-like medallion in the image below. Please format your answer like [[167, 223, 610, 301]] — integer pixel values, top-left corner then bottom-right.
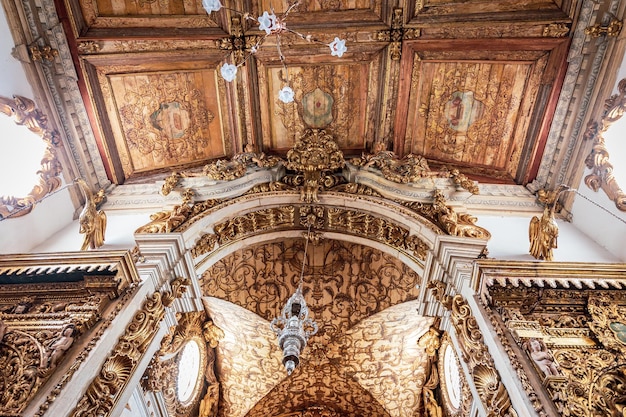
[[442, 342, 462, 410], [177, 340, 202, 404]]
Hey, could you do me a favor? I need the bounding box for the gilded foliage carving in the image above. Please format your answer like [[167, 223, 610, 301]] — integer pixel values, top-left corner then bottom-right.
[[136, 199, 223, 234], [351, 143, 479, 194], [207, 205, 429, 261], [285, 129, 345, 203], [0, 277, 128, 416], [115, 72, 215, 166], [401, 190, 490, 238], [0, 95, 62, 219], [585, 77, 626, 211], [145, 312, 210, 417], [428, 282, 517, 417], [70, 278, 189, 417], [200, 144, 282, 181]]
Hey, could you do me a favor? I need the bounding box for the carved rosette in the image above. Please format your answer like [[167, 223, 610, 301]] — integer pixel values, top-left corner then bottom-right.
[[0, 95, 62, 219], [584, 77, 626, 211]]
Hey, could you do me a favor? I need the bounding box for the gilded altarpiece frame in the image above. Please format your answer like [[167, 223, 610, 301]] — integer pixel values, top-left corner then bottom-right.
[[0, 251, 140, 417], [477, 261, 626, 417]]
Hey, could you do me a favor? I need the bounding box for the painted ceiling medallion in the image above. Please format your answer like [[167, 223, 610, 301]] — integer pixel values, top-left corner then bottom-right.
[[203, 0, 347, 103]]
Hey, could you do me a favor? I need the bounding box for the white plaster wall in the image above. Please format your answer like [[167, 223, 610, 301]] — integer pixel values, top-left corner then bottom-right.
[[477, 215, 620, 263], [0, 6, 33, 99], [32, 212, 151, 253]]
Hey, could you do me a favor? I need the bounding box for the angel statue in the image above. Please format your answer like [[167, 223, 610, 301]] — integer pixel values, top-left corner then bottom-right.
[[76, 179, 107, 250], [529, 204, 558, 261]]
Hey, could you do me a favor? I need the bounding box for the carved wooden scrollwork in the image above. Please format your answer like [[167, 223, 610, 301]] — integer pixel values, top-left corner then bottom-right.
[[69, 278, 189, 417], [428, 281, 517, 417], [0, 95, 62, 219], [584, 78, 626, 211]]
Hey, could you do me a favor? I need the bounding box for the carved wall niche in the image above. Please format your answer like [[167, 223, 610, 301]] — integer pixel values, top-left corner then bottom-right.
[[437, 333, 472, 417], [0, 95, 62, 219], [485, 278, 626, 417], [0, 251, 139, 417]]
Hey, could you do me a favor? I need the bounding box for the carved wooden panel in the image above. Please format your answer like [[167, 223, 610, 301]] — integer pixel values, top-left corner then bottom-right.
[[83, 54, 235, 181], [395, 38, 568, 182], [256, 45, 384, 154]]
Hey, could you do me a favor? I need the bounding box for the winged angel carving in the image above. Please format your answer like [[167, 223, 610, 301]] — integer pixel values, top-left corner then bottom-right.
[[529, 205, 558, 261]]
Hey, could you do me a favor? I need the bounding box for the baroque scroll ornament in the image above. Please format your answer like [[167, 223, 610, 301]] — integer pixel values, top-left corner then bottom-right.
[[203, 0, 347, 103]]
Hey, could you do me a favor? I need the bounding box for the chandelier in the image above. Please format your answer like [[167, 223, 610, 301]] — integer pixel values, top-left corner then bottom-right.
[[270, 227, 318, 375], [202, 0, 347, 103]]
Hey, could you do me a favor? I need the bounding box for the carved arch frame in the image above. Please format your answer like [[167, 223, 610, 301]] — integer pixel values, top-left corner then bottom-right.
[[0, 95, 62, 219], [584, 78, 626, 211]]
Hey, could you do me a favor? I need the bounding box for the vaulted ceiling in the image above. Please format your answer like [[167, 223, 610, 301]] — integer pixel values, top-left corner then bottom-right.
[[56, 0, 575, 186]]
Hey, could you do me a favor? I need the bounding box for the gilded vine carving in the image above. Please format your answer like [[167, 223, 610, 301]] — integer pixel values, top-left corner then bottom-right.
[[401, 190, 490, 238], [0, 95, 62, 219], [69, 278, 189, 417], [428, 281, 518, 417], [200, 144, 282, 181]]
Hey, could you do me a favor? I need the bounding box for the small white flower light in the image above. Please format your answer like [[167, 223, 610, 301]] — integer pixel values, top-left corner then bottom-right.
[[258, 11, 279, 35], [220, 63, 238, 82], [278, 86, 295, 103], [201, 0, 222, 14], [329, 37, 347, 57]]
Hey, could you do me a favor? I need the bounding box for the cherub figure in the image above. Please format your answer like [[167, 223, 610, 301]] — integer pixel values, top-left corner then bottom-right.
[[526, 338, 559, 377], [46, 324, 76, 367]]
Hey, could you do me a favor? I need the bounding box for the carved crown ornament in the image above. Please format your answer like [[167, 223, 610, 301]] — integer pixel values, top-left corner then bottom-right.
[[138, 129, 488, 241], [0, 95, 62, 219], [584, 77, 626, 211]]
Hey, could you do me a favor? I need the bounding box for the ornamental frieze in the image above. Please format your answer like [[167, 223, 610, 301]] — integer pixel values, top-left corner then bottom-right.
[[192, 205, 429, 262]]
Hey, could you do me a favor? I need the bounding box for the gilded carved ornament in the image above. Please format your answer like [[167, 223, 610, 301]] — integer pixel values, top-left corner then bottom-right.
[[285, 129, 345, 203], [200, 143, 282, 182], [375, 8, 420, 61], [351, 142, 479, 194], [0, 273, 133, 416], [528, 187, 567, 261], [144, 312, 214, 417], [585, 16, 623, 38], [76, 178, 107, 251], [69, 277, 190, 417], [0, 95, 62, 219], [427, 281, 518, 417], [584, 78, 626, 211]]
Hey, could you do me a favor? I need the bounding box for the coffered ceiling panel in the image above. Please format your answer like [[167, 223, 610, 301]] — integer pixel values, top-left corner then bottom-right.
[[83, 54, 235, 181], [58, 0, 575, 185], [395, 38, 569, 182], [256, 46, 384, 153]]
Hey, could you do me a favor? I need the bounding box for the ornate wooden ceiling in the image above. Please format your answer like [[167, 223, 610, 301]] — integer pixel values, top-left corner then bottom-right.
[[56, 0, 575, 185]]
